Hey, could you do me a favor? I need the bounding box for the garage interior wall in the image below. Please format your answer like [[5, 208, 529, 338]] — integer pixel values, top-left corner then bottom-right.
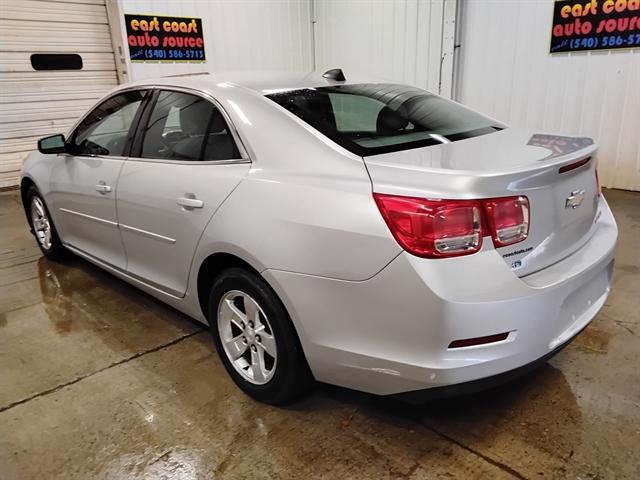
[[0, 0, 120, 188], [0, 0, 315, 188], [116, 0, 314, 81], [0, 0, 458, 189], [455, 0, 640, 191], [6, 1, 636, 190], [117, 0, 456, 94], [313, 0, 457, 98]]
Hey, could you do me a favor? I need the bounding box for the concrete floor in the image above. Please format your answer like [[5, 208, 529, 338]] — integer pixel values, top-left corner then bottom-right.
[[0, 188, 638, 480]]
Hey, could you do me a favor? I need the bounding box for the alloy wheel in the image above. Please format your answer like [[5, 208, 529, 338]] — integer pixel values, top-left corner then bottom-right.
[[30, 196, 52, 251], [217, 289, 277, 385]]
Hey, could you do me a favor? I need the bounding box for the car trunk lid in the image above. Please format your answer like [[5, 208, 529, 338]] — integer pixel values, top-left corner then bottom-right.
[[364, 128, 601, 276]]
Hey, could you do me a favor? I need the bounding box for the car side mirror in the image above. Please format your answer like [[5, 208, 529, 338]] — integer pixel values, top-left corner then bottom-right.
[[38, 134, 68, 154]]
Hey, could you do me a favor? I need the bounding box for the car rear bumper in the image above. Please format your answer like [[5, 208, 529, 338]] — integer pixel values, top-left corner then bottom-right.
[[264, 196, 617, 396], [386, 323, 584, 403]]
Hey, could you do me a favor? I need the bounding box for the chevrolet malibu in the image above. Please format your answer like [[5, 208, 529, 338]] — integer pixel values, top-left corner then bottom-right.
[[20, 70, 617, 405]]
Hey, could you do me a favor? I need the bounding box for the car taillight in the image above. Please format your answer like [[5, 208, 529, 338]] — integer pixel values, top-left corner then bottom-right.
[[373, 194, 483, 258], [374, 193, 530, 258], [483, 196, 529, 247]]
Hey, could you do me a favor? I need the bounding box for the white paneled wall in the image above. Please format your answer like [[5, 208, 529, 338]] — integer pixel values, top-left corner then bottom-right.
[[118, 0, 457, 95], [313, 0, 456, 97], [117, 0, 314, 80], [456, 0, 640, 191]]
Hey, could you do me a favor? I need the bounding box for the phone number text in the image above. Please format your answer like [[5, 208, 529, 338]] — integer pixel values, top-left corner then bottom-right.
[[137, 49, 205, 61], [568, 33, 640, 50]]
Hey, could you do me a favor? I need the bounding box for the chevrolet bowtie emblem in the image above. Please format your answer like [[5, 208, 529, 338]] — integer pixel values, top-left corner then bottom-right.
[[565, 189, 585, 209]]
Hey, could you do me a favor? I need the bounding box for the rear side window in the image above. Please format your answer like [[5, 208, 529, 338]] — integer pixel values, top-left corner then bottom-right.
[[72, 90, 145, 156], [139, 90, 241, 161], [267, 84, 502, 156]]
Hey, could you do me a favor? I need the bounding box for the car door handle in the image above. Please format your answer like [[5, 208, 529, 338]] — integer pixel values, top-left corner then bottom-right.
[[95, 183, 112, 194], [177, 196, 204, 210]]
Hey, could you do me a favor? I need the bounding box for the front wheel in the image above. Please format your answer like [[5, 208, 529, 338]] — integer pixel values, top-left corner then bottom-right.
[[208, 267, 313, 405], [26, 186, 68, 261]]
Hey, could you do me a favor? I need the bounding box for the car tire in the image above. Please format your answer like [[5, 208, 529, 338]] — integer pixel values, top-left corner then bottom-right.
[[26, 186, 68, 261], [208, 267, 314, 405]]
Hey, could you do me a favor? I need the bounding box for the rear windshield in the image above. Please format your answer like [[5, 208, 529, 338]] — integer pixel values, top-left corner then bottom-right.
[[267, 84, 502, 156]]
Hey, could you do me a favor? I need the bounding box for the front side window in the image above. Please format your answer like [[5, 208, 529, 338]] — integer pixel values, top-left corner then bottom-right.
[[267, 84, 503, 156], [72, 90, 145, 156], [140, 90, 241, 161]]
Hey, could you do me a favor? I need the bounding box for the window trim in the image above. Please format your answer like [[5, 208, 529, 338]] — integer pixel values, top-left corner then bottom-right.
[[65, 87, 153, 159], [128, 85, 250, 165]]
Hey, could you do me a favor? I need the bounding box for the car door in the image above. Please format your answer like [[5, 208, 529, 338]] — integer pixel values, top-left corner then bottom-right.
[[49, 89, 148, 269], [116, 88, 251, 296]]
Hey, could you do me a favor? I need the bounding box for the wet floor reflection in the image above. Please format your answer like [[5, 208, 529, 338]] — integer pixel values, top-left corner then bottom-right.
[[36, 255, 201, 341], [0, 253, 201, 409]]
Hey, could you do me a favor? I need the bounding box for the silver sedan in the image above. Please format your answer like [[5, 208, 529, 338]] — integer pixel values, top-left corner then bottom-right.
[[20, 71, 617, 404]]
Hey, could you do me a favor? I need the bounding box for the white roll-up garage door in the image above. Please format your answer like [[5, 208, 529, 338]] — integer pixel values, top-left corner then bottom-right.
[[0, 0, 119, 188]]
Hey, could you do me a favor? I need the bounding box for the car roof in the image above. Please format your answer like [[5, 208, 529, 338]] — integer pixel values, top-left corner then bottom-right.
[[126, 70, 386, 95]]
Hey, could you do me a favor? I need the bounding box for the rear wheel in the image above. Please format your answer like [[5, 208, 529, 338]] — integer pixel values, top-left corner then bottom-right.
[[208, 267, 313, 404], [26, 186, 67, 261]]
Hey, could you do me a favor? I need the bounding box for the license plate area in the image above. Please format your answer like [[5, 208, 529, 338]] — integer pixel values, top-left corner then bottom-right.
[[550, 260, 613, 349]]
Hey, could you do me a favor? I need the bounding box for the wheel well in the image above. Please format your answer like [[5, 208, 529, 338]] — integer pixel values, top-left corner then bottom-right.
[[197, 252, 261, 319], [20, 177, 36, 223]]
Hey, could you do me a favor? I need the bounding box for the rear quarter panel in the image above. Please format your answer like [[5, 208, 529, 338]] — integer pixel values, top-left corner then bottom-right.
[[190, 84, 401, 282]]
